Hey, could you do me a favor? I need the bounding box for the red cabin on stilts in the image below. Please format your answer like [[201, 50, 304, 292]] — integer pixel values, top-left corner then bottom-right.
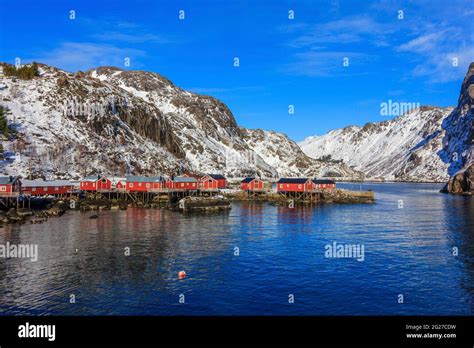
[[200, 175, 219, 190], [125, 176, 163, 192], [206, 174, 227, 189], [0, 176, 21, 196], [22, 180, 74, 196], [240, 177, 264, 191], [312, 179, 336, 190], [172, 176, 198, 190], [80, 175, 112, 192], [276, 178, 314, 192]]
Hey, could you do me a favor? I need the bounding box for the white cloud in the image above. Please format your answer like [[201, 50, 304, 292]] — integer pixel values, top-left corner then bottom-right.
[[288, 15, 395, 48], [283, 51, 371, 77], [30, 42, 146, 72], [397, 33, 444, 54], [396, 25, 473, 83], [411, 46, 474, 83]]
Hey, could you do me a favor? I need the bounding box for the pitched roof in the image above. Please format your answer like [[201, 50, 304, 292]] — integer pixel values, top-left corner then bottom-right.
[[126, 176, 162, 183], [208, 174, 226, 180], [109, 176, 127, 185], [82, 175, 104, 182], [312, 179, 336, 184], [241, 177, 256, 183], [22, 179, 73, 187], [182, 173, 201, 179], [201, 175, 217, 182], [0, 176, 19, 185], [277, 178, 310, 184], [173, 176, 198, 183]]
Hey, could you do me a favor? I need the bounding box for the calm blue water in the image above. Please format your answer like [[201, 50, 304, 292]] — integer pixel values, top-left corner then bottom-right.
[[0, 183, 473, 315]]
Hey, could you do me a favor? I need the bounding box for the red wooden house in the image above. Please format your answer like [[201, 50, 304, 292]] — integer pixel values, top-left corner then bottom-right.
[[109, 177, 126, 192], [172, 176, 198, 190], [201, 174, 227, 189], [200, 175, 219, 190], [22, 179, 74, 196], [240, 177, 264, 191], [125, 176, 163, 192], [276, 178, 314, 192], [312, 179, 336, 190], [0, 176, 21, 196], [80, 175, 112, 192], [162, 177, 173, 189], [115, 180, 126, 191]]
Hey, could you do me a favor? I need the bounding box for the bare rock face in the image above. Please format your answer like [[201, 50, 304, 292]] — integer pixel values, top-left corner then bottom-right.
[[441, 163, 474, 194], [440, 62, 474, 176], [441, 63, 474, 194]]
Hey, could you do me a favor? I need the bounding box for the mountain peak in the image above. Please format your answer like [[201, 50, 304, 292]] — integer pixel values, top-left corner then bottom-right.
[[0, 62, 360, 180]]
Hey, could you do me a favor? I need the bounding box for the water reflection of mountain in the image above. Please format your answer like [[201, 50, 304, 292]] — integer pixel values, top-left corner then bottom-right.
[[0, 208, 234, 314], [0, 185, 472, 315]]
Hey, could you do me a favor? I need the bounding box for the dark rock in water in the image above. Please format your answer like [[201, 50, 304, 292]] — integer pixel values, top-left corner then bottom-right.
[[89, 214, 99, 219], [321, 189, 375, 204], [174, 196, 231, 212], [45, 206, 65, 216], [441, 163, 474, 195]]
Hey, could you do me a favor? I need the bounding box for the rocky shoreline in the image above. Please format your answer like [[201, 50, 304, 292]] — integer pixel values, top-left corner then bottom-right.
[[224, 189, 375, 204], [0, 189, 374, 226], [440, 163, 474, 195]]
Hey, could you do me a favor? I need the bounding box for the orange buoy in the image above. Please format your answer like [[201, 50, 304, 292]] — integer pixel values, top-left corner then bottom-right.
[[178, 271, 186, 279]]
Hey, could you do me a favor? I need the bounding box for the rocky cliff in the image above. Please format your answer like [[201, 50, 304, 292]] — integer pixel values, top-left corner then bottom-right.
[[441, 63, 474, 194], [441, 163, 474, 195]]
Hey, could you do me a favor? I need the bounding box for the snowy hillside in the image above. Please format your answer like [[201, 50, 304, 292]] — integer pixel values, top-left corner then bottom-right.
[[0, 62, 359, 180], [299, 107, 453, 182], [242, 128, 363, 179], [300, 63, 474, 183]]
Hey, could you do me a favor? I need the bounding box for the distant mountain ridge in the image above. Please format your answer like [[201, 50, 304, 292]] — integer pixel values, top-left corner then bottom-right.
[[300, 63, 474, 183], [0, 62, 362, 180]]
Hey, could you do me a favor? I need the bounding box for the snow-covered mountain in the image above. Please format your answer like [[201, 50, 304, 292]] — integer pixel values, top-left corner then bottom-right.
[[299, 63, 474, 183], [0, 62, 361, 180], [241, 128, 361, 179], [299, 107, 453, 182]]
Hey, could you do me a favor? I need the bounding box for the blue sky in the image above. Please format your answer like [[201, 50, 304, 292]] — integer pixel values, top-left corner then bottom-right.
[[1, 0, 472, 141]]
